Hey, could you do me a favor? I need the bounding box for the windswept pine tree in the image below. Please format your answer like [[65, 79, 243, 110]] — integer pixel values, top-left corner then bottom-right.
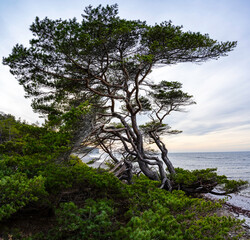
[[3, 4, 237, 191]]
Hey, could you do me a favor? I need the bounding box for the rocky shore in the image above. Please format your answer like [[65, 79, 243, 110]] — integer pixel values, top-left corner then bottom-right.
[[205, 193, 250, 239]]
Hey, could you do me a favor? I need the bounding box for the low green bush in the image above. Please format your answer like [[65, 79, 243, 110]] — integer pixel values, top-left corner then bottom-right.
[[115, 176, 244, 240], [44, 199, 115, 240], [117, 207, 243, 240], [0, 116, 246, 239], [0, 173, 47, 220], [170, 167, 248, 193]]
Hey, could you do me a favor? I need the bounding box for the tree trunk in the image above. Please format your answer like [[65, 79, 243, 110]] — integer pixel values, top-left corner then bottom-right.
[[138, 161, 159, 181], [162, 151, 176, 175], [150, 132, 176, 175]]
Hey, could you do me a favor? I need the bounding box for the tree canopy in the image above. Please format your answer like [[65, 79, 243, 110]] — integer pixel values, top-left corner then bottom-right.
[[3, 4, 237, 190]]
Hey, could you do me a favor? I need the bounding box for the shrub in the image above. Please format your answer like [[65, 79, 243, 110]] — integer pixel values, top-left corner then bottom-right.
[[170, 168, 248, 194], [49, 199, 115, 240], [0, 173, 47, 220]]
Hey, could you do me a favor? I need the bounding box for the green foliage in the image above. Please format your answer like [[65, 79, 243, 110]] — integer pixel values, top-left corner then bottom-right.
[[104, 159, 117, 169], [115, 176, 243, 240], [140, 120, 167, 130], [109, 122, 125, 129], [47, 101, 90, 132], [117, 208, 243, 239], [126, 176, 221, 215], [171, 168, 248, 193], [0, 115, 74, 224], [138, 96, 152, 111], [51, 199, 115, 240], [41, 157, 124, 196], [140, 121, 182, 142], [0, 119, 71, 157], [140, 120, 169, 134], [0, 114, 20, 143], [172, 168, 220, 185], [185, 215, 243, 240], [128, 96, 152, 112], [151, 80, 195, 107], [0, 156, 246, 239], [3, 4, 236, 128], [222, 179, 248, 193], [0, 173, 47, 220], [86, 159, 97, 164]]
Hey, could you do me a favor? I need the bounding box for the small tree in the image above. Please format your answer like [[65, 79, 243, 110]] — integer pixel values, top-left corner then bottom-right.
[[3, 4, 236, 190], [0, 113, 20, 143]]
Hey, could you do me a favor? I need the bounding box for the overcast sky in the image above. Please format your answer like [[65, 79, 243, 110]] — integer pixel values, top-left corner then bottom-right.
[[0, 0, 250, 152]]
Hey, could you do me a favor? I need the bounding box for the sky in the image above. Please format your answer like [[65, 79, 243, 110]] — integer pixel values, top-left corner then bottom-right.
[[0, 0, 250, 152]]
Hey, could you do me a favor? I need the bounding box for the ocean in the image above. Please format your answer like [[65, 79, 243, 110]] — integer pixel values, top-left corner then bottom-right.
[[168, 151, 250, 197]]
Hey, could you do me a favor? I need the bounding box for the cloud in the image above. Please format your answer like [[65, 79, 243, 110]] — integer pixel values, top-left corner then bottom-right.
[[163, 123, 250, 152]]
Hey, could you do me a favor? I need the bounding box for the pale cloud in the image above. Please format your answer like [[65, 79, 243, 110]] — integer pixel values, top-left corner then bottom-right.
[[164, 123, 250, 152]]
